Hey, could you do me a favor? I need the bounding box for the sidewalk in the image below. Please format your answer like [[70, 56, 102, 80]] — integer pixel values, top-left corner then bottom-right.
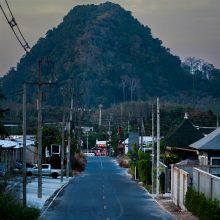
[[154, 194, 198, 220], [26, 176, 71, 209]]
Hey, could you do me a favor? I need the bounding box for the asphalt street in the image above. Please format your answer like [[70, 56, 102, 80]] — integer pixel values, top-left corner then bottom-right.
[[41, 157, 175, 220]]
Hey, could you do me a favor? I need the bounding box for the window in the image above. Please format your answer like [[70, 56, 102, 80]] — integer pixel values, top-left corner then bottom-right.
[[211, 157, 220, 165]]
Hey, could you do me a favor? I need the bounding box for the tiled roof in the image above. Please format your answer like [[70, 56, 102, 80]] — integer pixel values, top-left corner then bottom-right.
[[190, 127, 220, 150], [164, 118, 204, 148]]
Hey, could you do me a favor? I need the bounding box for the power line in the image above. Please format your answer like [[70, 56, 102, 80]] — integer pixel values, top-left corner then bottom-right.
[[0, 0, 30, 52]]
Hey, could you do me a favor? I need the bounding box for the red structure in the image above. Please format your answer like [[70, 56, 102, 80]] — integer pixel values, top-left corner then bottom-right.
[[95, 140, 108, 156]]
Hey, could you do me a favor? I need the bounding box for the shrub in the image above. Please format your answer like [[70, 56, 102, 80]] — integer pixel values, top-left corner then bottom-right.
[[0, 192, 40, 220], [118, 158, 129, 168], [185, 187, 220, 220], [137, 159, 151, 185], [72, 151, 87, 172]]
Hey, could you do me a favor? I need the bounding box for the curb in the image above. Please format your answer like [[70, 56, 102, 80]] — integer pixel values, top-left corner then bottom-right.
[[40, 178, 72, 218]]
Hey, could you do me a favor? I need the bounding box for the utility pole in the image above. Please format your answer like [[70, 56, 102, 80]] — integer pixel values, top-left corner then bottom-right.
[[26, 59, 56, 198], [23, 59, 56, 198], [141, 118, 144, 150], [86, 132, 89, 153], [151, 104, 155, 195], [108, 118, 111, 141], [37, 59, 43, 198], [156, 97, 160, 197], [61, 90, 65, 182], [98, 104, 103, 126], [22, 82, 27, 206], [67, 92, 73, 178], [127, 120, 130, 134]]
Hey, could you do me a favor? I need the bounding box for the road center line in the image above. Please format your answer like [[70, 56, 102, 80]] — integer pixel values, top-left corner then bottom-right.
[[99, 157, 103, 169]]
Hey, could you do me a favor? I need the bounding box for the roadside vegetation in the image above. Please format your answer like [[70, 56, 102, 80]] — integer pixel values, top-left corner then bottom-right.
[[0, 192, 40, 220], [185, 187, 220, 220], [72, 150, 87, 172]]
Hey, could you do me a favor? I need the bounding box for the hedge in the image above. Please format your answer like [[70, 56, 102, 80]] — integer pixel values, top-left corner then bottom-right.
[[185, 187, 220, 220]]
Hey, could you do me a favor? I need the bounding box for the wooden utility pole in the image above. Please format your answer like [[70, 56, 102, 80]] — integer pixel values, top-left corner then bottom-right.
[[67, 92, 73, 178], [37, 59, 43, 198], [24, 59, 56, 198], [151, 104, 155, 194], [61, 97, 65, 182], [98, 104, 103, 126], [86, 132, 89, 153], [141, 118, 144, 149], [156, 97, 160, 197], [22, 82, 27, 206]]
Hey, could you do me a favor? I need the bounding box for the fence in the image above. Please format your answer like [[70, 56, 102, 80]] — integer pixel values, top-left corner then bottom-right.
[[171, 165, 189, 210], [193, 168, 220, 201], [159, 162, 170, 193]]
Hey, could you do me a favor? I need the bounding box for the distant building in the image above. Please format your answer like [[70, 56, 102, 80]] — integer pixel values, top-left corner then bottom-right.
[[81, 126, 94, 133], [95, 140, 107, 156], [189, 127, 220, 165], [164, 113, 204, 161], [0, 136, 36, 173], [123, 135, 153, 154], [128, 132, 139, 152]]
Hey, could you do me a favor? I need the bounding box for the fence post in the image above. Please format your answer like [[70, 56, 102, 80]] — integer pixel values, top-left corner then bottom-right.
[[171, 165, 174, 198]]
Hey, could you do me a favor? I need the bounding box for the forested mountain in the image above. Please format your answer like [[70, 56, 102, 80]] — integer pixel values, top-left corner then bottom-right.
[[1, 2, 220, 108]]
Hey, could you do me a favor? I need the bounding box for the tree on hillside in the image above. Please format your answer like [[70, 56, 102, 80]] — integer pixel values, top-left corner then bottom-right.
[[129, 77, 140, 102], [120, 75, 129, 102], [0, 90, 9, 137]]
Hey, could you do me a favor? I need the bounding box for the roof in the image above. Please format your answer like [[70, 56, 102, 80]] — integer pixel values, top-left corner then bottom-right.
[[123, 136, 153, 145], [190, 127, 220, 151], [0, 136, 35, 149], [165, 118, 204, 148], [0, 140, 19, 148], [96, 140, 106, 147]]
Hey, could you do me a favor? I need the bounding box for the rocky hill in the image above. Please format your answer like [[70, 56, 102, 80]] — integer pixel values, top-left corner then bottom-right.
[[1, 2, 219, 108]]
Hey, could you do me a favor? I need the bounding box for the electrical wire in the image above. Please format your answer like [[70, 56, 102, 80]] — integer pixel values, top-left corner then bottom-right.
[[0, 0, 30, 52]]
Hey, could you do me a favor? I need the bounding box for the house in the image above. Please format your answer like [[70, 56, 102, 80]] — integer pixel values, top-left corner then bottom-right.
[[0, 136, 36, 173], [164, 113, 204, 161], [123, 135, 153, 154], [0, 140, 21, 172], [189, 127, 220, 165]]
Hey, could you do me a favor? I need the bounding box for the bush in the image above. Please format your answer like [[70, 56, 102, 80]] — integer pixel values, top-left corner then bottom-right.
[[128, 160, 136, 177], [185, 187, 220, 220], [72, 151, 87, 172], [137, 159, 151, 184], [118, 158, 129, 168], [0, 192, 40, 220]]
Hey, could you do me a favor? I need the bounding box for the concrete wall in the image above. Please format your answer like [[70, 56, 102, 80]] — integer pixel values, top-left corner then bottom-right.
[[171, 165, 189, 210], [193, 168, 220, 201]]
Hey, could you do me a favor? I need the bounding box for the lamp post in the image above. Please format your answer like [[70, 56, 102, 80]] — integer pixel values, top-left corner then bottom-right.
[[86, 132, 89, 153]]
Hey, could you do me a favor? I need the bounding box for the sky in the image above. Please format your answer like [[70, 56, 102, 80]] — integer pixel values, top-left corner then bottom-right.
[[0, 0, 220, 76]]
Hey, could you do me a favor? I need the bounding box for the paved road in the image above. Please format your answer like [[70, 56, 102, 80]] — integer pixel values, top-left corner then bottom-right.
[[41, 157, 175, 220]]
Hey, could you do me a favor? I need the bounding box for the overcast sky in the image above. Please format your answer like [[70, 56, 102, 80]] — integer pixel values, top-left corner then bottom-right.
[[0, 0, 220, 76]]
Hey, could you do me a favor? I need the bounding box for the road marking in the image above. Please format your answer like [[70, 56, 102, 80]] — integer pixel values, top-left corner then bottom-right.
[[102, 196, 105, 199], [99, 157, 103, 169], [40, 179, 71, 218], [104, 205, 107, 209]]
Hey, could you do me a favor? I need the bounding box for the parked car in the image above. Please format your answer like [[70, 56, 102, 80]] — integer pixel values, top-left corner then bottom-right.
[[26, 164, 35, 176], [27, 164, 61, 178]]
